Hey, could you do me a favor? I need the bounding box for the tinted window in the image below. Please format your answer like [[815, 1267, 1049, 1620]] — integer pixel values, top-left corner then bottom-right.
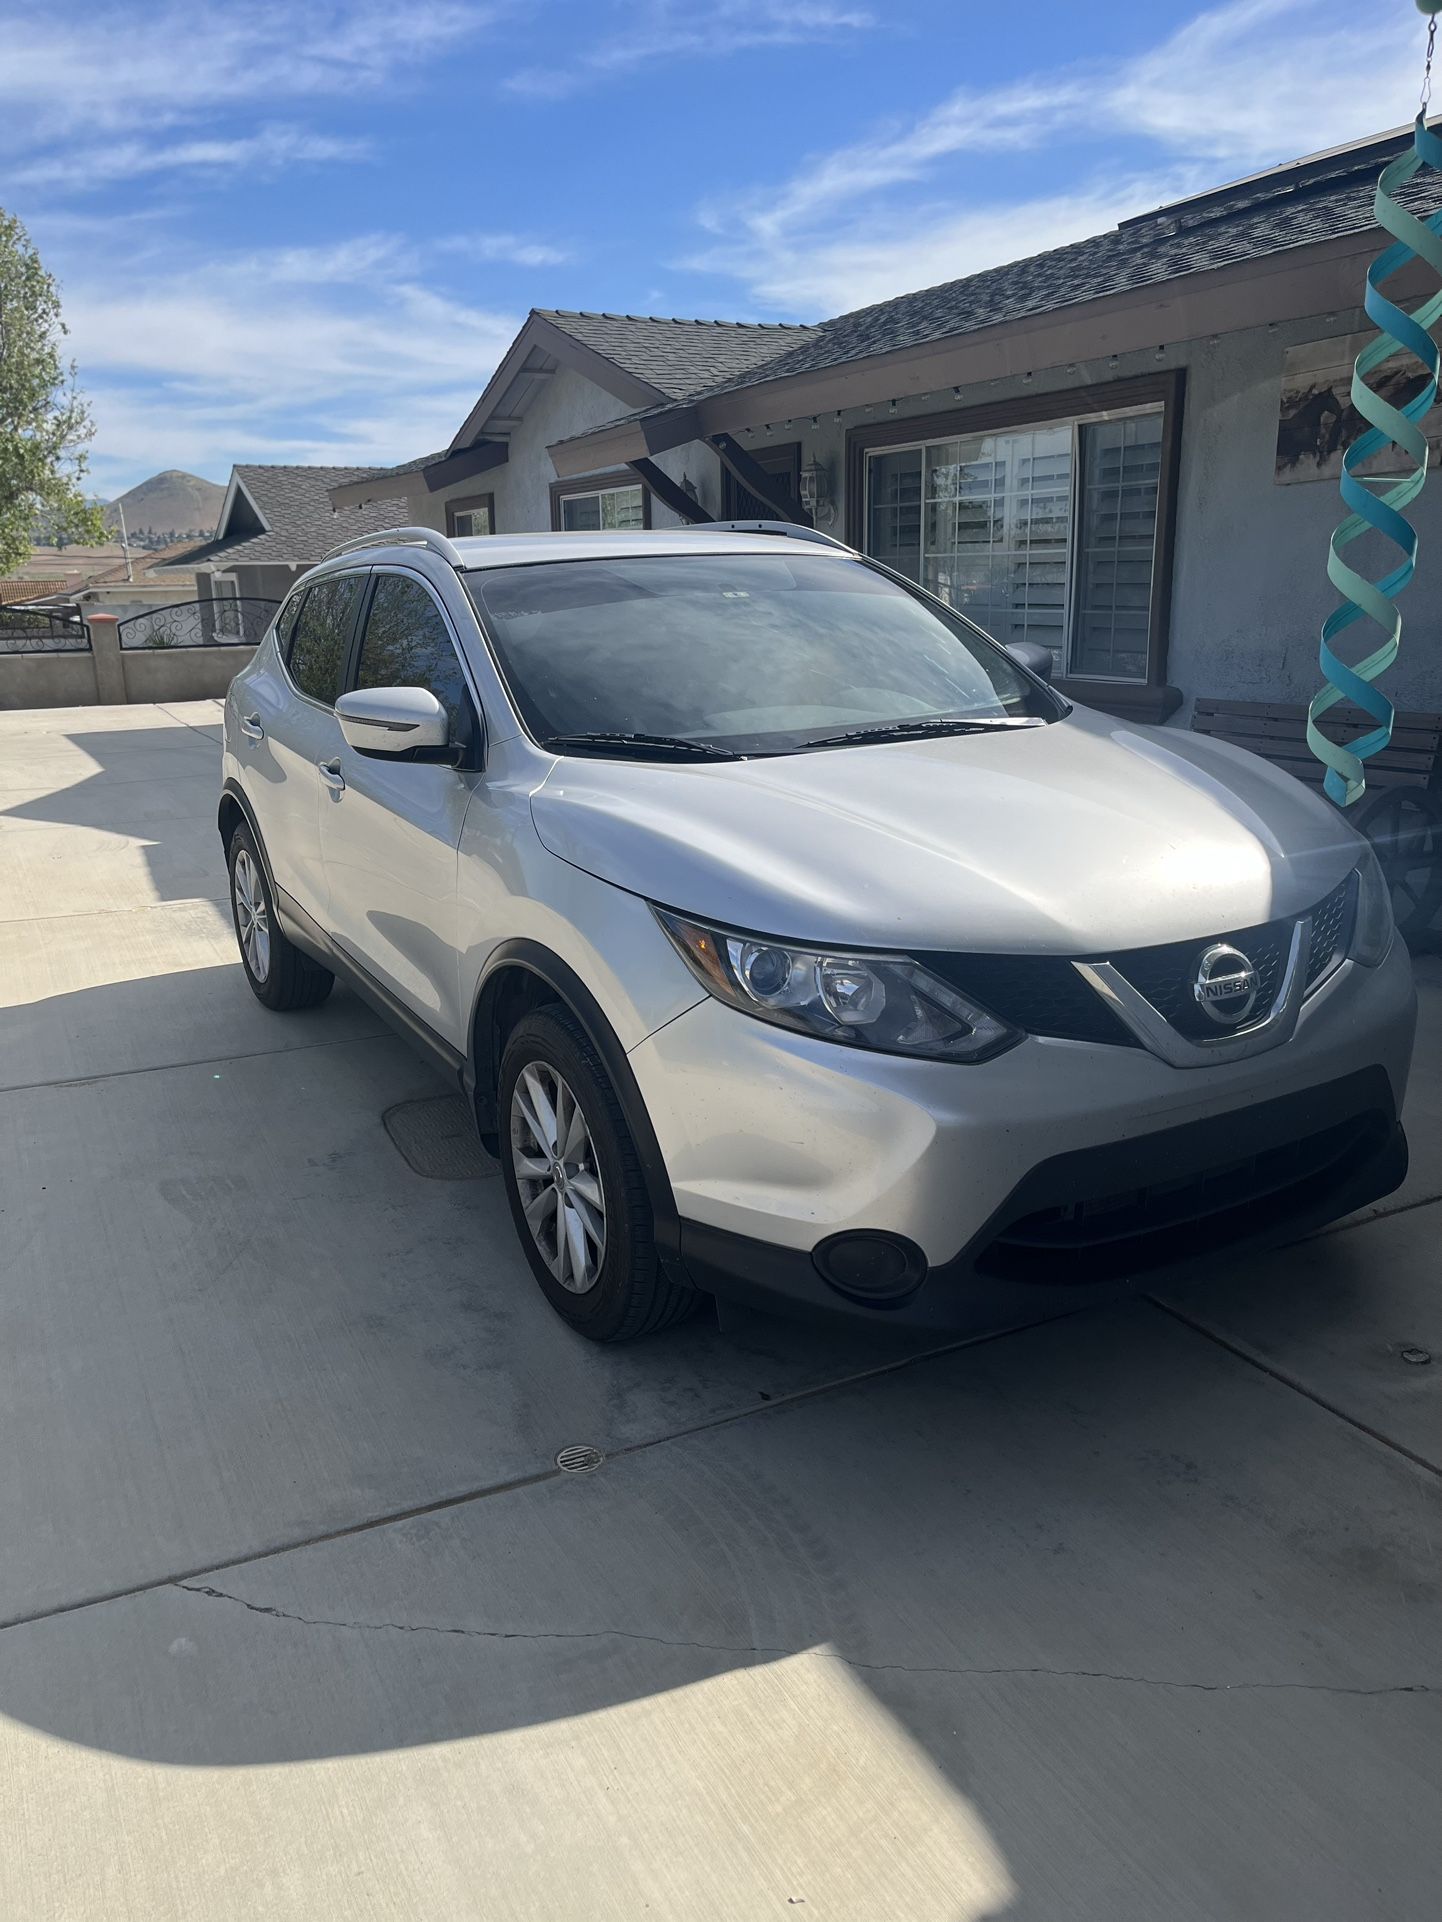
[[355, 575, 471, 738], [274, 589, 306, 656], [465, 551, 1048, 755], [288, 573, 363, 705]]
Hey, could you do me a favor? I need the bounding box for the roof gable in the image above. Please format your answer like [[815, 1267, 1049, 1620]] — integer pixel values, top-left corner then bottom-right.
[[445, 307, 821, 452], [186, 465, 408, 571]]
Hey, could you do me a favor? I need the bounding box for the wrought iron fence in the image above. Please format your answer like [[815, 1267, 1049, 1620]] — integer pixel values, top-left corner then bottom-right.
[[117, 597, 279, 650], [0, 605, 90, 653]]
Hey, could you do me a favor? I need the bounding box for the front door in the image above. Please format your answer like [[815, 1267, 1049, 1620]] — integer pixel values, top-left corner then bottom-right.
[[320, 568, 481, 1050]]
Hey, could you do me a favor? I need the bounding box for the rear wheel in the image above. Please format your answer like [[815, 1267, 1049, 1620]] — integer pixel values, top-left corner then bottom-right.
[[227, 823, 334, 1011], [498, 1006, 697, 1341]]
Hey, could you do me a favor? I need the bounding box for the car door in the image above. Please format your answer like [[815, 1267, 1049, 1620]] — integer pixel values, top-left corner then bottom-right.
[[319, 568, 482, 1049], [242, 569, 367, 922]]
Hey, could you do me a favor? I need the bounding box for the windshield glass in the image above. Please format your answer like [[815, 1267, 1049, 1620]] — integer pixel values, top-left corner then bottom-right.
[[464, 551, 1056, 755]]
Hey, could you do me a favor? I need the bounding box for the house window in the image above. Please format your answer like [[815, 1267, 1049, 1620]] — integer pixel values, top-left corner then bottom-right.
[[447, 493, 495, 539], [855, 376, 1180, 688], [552, 481, 647, 532]]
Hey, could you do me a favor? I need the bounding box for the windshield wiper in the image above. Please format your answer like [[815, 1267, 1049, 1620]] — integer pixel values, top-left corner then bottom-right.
[[797, 715, 1048, 751], [538, 730, 745, 761]]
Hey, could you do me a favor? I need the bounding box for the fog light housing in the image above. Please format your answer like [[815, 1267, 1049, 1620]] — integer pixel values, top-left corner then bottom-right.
[[812, 1231, 928, 1306]]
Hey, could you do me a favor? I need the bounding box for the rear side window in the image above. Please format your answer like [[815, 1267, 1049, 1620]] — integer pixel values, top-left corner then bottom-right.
[[355, 574, 472, 738], [287, 573, 364, 706], [274, 590, 306, 656]]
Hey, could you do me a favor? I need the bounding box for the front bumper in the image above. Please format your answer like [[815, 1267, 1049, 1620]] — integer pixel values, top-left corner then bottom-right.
[[626, 939, 1416, 1329]]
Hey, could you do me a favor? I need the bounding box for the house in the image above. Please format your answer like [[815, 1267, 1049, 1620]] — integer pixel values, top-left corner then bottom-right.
[[331, 122, 1442, 725], [6, 540, 212, 624], [176, 465, 408, 612]]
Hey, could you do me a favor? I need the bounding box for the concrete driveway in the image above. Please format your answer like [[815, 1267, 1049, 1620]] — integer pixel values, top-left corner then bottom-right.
[[2, 699, 1438, 1922]]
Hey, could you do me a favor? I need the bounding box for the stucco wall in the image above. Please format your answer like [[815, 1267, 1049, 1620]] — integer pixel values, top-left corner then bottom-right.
[[1, 635, 254, 710]]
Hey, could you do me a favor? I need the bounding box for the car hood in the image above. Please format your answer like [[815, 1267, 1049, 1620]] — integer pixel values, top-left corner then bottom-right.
[[529, 706, 1364, 953]]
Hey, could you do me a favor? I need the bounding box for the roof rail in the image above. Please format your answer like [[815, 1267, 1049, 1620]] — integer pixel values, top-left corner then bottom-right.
[[706, 519, 853, 552], [326, 525, 466, 566]]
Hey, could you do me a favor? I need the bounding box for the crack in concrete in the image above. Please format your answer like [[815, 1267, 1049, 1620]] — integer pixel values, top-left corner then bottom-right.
[[174, 1583, 1434, 1697]]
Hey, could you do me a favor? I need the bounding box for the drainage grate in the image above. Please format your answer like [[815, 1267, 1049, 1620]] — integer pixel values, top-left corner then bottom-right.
[[383, 1095, 498, 1181], [555, 1445, 604, 1474]]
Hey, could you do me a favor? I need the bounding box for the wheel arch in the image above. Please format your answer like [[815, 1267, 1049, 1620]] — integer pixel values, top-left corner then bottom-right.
[[468, 941, 682, 1269], [218, 780, 275, 897]]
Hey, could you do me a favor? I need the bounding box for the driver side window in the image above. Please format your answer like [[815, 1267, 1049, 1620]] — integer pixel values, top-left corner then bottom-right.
[[354, 575, 476, 749]]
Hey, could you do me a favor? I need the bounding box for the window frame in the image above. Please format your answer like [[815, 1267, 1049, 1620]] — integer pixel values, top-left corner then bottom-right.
[[445, 492, 496, 540], [548, 472, 652, 533], [845, 371, 1185, 717], [343, 563, 486, 769], [278, 566, 369, 712]]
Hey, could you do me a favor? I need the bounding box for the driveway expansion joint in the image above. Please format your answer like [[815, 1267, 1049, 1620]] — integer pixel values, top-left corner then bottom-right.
[[173, 1582, 1434, 1698]]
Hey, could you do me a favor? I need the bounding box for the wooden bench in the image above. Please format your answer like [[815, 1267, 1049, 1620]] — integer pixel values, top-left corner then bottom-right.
[[1191, 697, 1442, 947]]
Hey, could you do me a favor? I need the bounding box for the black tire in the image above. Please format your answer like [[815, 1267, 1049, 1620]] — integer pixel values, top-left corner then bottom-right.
[[227, 823, 335, 1011], [498, 1006, 697, 1342]]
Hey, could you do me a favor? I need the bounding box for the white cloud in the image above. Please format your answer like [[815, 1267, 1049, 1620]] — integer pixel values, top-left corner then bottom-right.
[[48, 231, 521, 492], [505, 0, 872, 100], [0, 1, 494, 133], [691, 0, 1427, 316], [436, 232, 572, 268], [9, 127, 370, 193]]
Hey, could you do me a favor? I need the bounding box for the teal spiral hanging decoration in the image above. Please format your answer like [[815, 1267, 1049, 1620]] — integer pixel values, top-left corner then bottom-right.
[[1307, 108, 1442, 806]]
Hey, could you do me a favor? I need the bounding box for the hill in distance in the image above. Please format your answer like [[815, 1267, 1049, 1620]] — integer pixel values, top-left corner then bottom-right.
[[104, 470, 225, 547]]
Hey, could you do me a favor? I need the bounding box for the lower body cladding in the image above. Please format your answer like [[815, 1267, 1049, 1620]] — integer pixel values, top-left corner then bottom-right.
[[627, 943, 1417, 1332]]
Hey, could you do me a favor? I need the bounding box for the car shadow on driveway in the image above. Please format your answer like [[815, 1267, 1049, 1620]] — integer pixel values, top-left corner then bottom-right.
[[1, 960, 1438, 1917]]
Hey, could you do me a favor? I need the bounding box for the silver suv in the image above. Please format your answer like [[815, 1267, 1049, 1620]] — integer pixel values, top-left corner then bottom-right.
[[219, 523, 1415, 1340]]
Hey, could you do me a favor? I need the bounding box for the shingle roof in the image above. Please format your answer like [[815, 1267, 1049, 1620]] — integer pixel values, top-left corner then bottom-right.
[[557, 123, 1442, 442], [535, 310, 822, 400], [174, 466, 410, 570]]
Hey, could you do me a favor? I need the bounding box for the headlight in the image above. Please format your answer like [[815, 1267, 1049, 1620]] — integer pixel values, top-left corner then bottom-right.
[[654, 909, 1020, 1063], [1349, 847, 1395, 966]]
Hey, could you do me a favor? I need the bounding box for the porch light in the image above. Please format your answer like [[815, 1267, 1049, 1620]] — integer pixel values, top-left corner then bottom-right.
[[799, 455, 833, 525]]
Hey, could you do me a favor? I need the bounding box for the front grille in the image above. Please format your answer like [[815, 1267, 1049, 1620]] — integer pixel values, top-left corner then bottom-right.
[[918, 875, 1354, 1048], [979, 1109, 1385, 1284], [1305, 874, 1355, 988], [1112, 920, 1288, 1038], [923, 951, 1140, 1047]]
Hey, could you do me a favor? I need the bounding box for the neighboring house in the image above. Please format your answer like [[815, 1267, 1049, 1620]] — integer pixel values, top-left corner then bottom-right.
[[332, 122, 1441, 724], [8, 542, 210, 623], [176, 465, 408, 610]]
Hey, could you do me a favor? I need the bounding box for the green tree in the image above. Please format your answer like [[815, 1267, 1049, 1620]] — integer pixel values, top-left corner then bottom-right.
[[0, 207, 106, 572]]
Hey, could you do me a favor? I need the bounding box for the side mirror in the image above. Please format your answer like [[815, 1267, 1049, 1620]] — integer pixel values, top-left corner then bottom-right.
[[335, 686, 450, 756], [1005, 641, 1054, 683]]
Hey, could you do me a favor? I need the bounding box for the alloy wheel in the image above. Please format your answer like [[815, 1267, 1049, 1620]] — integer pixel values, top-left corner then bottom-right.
[[232, 847, 272, 983], [509, 1061, 607, 1293]]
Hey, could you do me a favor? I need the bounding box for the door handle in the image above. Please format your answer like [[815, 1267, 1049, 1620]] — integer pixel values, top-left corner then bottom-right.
[[318, 758, 346, 793], [239, 713, 264, 741]]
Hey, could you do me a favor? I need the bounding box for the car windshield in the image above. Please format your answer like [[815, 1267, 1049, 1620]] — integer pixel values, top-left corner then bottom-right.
[[464, 550, 1057, 756]]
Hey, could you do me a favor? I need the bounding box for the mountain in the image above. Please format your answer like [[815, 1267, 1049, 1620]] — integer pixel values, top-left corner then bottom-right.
[[104, 471, 225, 546]]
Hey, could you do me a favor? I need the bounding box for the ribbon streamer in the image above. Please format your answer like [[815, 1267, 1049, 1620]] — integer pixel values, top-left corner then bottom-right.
[[1307, 112, 1442, 805]]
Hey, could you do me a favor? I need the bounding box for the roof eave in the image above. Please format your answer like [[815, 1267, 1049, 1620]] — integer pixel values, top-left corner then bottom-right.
[[328, 441, 509, 510], [547, 221, 1399, 476], [446, 311, 670, 456]]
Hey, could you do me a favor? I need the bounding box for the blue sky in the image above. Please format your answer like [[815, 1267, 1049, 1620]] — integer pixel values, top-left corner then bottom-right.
[[1, 0, 1430, 496]]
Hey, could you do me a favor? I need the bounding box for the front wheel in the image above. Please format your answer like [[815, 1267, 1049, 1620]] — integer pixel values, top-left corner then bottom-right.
[[498, 1006, 697, 1342]]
